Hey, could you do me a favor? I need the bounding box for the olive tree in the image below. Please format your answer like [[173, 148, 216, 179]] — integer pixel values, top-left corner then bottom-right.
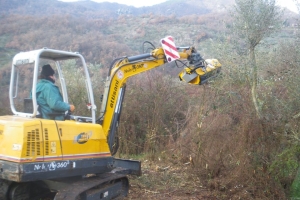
[[232, 0, 282, 118]]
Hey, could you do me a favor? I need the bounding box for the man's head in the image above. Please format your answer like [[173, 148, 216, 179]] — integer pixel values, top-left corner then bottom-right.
[[40, 64, 55, 83], [41, 64, 55, 77]]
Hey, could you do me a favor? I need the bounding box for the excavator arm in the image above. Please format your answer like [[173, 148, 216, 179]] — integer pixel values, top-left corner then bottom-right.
[[98, 37, 221, 154]]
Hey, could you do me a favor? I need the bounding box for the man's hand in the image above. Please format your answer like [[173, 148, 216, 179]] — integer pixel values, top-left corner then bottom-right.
[[70, 104, 75, 112]]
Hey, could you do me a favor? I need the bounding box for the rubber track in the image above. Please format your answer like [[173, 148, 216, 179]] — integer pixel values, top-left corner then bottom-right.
[[0, 179, 11, 200], [54, 173, 128, 200]]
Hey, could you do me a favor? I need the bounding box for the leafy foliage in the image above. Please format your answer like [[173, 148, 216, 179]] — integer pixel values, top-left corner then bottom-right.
[[233, 0, 283, 47]]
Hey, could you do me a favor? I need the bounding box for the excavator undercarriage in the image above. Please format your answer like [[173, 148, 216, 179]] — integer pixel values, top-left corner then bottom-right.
[[0, 157, 140, 199]]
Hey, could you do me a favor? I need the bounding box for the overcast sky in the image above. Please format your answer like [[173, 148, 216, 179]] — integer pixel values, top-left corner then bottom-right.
[[60, 0, 299, 13]]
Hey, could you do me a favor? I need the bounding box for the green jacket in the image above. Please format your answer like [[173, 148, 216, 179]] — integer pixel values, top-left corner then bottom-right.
[[36, 79, 70, 120]]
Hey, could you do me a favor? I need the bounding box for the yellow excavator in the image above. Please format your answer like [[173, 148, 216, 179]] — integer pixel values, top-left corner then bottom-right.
[[0, 36, 221, 199]]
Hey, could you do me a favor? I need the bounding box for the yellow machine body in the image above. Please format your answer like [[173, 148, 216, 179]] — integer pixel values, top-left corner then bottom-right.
[[0, 116, 110, 163], [178, 58, 222, 85]]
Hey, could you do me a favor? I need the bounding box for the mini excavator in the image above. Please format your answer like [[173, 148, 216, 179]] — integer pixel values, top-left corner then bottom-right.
[[0, 36, 221, 199]]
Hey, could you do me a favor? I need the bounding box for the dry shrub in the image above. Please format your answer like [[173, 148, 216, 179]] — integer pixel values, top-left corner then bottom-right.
[[166, 80, 287, 199], [0, 68, 11, 115], [0, 93, 10, 115], [118, 68, 190, 156]]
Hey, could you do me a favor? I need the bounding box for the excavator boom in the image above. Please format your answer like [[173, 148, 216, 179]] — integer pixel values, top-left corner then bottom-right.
[[99, 38, 221, 154]]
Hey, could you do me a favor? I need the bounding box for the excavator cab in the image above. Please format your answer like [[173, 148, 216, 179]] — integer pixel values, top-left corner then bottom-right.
[[10, 48, 97, 123]]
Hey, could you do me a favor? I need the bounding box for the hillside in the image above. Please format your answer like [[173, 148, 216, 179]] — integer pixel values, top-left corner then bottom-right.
[[0, 0, 300, 199], [0, 0, 233, 18], [0, 0, 296, 68], [0, 0, 240, 68]]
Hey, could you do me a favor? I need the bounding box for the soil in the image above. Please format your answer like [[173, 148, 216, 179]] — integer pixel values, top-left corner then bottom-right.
[[124, 161, 226, 200]]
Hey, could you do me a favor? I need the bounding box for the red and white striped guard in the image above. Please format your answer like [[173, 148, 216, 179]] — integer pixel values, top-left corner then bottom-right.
[[160, 36, 180, 62]]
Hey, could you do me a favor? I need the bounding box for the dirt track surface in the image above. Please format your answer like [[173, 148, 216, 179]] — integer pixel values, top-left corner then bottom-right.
[[127, 186, 217, 200], [124, 161, 223, 200]]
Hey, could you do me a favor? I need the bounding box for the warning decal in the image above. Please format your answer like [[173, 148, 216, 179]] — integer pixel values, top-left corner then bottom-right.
[[160, 36, 180, 62]]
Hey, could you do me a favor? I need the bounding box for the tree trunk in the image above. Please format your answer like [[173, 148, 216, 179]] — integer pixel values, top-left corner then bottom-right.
[[249, 46, 261, 119]]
